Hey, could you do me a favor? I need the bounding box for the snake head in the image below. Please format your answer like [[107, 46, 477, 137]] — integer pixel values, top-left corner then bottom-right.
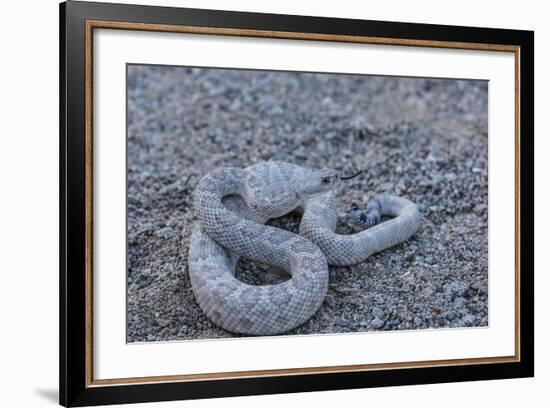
[[297, 168, 340, 196]]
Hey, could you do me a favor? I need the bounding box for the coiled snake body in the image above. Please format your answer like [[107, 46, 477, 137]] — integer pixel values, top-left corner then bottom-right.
[[188, 161, 420, 335]]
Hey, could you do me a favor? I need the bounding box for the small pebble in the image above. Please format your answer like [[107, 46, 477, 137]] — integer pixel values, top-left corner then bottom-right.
[[372, 318, 385, 329], [446, 311, 457, 320], [462, 314, 476, 326], [445, 281, 469, 299], [372, 307, 385, 319], [155, 318, 171, 328], [453, 297, 466, 308], [155, 227, 175, 240]]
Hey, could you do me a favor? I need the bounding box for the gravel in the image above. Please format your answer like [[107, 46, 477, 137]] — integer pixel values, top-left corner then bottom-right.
[[126, 65, 489, 342]]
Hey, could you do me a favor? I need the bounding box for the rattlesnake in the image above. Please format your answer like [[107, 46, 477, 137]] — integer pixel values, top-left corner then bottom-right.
[[188, 161, 420, 335]]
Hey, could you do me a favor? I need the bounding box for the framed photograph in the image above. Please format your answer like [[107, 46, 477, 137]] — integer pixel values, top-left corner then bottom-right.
[[59, 1, 534, 406]]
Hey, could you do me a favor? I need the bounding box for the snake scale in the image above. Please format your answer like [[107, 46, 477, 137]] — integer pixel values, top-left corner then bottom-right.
[[188, 161, 420, 335]]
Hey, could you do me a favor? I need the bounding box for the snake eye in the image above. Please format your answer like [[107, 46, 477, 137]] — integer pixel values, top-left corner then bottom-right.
[[322, 177, 331, 184]]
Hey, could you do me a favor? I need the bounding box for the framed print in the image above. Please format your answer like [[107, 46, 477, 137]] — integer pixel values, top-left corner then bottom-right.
[[59, 0, 534, 406]]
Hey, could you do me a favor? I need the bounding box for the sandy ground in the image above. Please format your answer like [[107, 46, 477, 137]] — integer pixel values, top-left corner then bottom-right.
[[126, 65, 488, 342]]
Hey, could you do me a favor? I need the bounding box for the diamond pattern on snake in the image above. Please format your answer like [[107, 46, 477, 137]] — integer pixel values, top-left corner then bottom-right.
[[188, 161, 420, 335]]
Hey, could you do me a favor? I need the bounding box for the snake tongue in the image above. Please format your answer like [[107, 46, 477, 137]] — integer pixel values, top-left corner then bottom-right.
[[341, 169, 364, 180]]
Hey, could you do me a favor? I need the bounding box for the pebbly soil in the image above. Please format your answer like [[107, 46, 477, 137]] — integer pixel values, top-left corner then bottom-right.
[[127, 65, 488, 342]]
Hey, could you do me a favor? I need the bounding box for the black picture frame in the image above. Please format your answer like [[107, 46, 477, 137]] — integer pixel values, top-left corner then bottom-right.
[[60, 1, 534, 406]]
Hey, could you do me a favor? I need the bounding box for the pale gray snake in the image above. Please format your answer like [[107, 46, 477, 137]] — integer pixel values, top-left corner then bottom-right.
[[188, 161, 420, 335]]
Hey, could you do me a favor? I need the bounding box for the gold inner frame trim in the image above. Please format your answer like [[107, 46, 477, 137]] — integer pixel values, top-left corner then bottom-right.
[[84, 19, 521, 388]]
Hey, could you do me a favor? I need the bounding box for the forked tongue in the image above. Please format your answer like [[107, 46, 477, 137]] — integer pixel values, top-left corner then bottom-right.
[[340, 169, 365, 181]]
